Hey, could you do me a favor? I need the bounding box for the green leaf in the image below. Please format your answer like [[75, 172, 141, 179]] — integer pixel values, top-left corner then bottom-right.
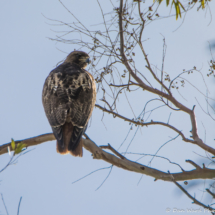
[[174, 1, 182, 20], [166, 0, 170, 6], [14, 142, 26, 154], [11, 138, 15, 150], [170, 0, 175, 14], [157, 0, 163, 4], [174, 1, 178, 20], [178, 3, 182, 18], [201, 0, 205, 9], [178, 0, 185, 11]]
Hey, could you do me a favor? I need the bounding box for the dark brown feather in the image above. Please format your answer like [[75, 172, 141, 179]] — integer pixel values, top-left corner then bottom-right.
[[56, 122, 71, 154], [70, 138, 83, 157], [42, 51, 96, 157]]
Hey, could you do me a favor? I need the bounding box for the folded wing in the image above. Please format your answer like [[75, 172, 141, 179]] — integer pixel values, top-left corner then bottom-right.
[[42, 63, 96, 156]]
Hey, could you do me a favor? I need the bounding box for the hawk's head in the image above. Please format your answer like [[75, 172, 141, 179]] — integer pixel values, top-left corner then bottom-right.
[[65, 51, 90, 69]]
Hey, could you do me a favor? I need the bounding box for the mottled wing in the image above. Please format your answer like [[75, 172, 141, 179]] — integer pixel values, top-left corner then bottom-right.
[[42, 63, 95, 153], [64, 66, 95, 152]]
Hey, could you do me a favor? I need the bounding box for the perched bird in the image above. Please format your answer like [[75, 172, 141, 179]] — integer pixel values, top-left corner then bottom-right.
[[42, 51, 96, 157]]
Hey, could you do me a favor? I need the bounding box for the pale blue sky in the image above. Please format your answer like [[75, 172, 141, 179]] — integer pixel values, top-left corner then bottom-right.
[[0, 0, 215, 214]]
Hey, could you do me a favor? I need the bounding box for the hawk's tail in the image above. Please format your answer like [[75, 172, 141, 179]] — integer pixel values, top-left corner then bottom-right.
[[56, 122, 83, 156], [69, 138, 83, 157], [68, 126, 83, 157], [56, 140, 69, 154], [52, 126, 68, 154]]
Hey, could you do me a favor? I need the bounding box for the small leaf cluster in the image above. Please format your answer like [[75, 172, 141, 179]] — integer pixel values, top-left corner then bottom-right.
[[156, 0, 185, 20], [157, 0, 207, 20], [95, 67, 112, 84], [207, 60, 215, 77], [172, 80, 185, 89], [164, 74, 171, 82], [11, 139, 26, 155], [189, 0, 209, 9]]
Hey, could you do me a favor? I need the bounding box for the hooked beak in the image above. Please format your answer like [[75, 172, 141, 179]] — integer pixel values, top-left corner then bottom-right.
[[86, 58, 91, 64]]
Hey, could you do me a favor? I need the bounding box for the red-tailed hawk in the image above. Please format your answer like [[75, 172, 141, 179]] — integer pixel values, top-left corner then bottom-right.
[[42, 51, 96, 157]]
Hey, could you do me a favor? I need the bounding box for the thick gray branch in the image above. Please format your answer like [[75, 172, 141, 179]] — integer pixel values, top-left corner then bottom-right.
[[1, 133, 215, 181]]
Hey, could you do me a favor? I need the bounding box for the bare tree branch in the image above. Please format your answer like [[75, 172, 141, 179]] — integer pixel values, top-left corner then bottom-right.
[[186, 160, 202, 170], [169, 171, 215, 213], [100, 143, 125, 159], [95, 104, 209, 146], [1, 133, 215, 181], [206, 189, 215, 199], [116, 0, 215, 157]]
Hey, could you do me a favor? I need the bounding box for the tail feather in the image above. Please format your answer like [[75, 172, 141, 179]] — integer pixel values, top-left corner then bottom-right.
[[52, 126, 68, 154], [56, 122, 73, 154], [56, 122, 83, 157], [56, 140, 68, 154], [68, 126, 83, 157], [69, 138, 83, 157]]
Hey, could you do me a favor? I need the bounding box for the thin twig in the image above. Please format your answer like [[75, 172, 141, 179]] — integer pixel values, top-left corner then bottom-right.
[[17, 197, 22, 215], [169, 171, 215, 213], [149, 134, 180, 165], [1, 193, 9, 215], [95, 165, 113, 191], [72, 166, 112, 184]]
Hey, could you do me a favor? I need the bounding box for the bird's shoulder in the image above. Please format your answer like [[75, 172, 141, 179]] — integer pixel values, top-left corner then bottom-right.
[[44, 63, 86, 93], [50, 63, 91, 87]]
